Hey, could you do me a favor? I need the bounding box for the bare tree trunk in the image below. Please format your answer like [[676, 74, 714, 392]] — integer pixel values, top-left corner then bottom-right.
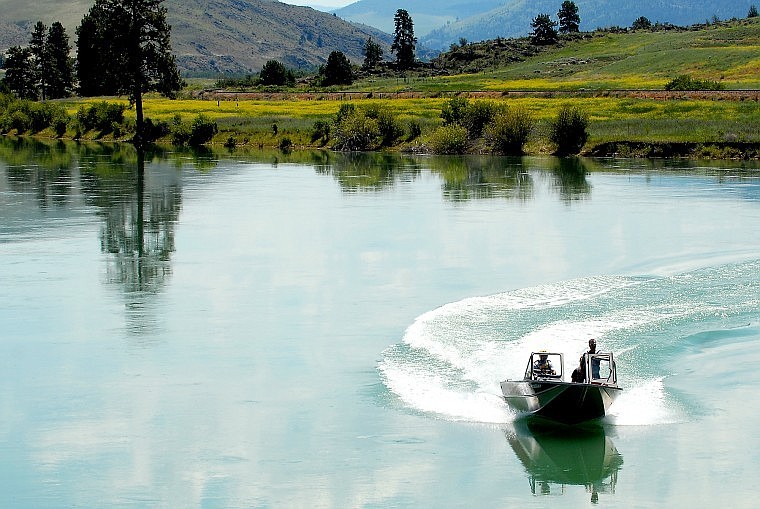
[[134, 85, 144, 148]]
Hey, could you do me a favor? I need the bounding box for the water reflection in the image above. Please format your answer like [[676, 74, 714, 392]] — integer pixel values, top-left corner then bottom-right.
[[505, 421, 623, 503], [315, 152, 423, 192], [314, 152, 593, 202], [83, 148, 183, 335], [0, 139, 594, 205], [429, 155, 534, 201], [550, 157, 591, 203], [0, 138, 187, 335], [94, 151, 180, 293], [2, 138, 76, 208]]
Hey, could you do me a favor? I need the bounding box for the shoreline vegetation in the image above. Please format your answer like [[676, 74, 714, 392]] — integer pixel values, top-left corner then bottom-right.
[[3, 16, 760, 159], [3, 89, 758, 160]]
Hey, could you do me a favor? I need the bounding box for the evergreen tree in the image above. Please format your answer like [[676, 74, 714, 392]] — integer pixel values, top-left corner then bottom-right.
[[76, 2, 117, 97], [1, 46, 37, 99], [29, 21, 47, 99], [76, 0, 183, 146], [631, 16, 652, 30], [362, 37, 383, 69], [530, 14, 559, 45], [391, 9, 416, 69], [558, 1, 580, 33], [259, 60, 288, 86], [45, 22, 74, 99], [748, 5, 758, 17], [321, 51, 353, 86]]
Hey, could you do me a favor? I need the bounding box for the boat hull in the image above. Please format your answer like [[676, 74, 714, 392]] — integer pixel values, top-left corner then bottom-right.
[[501, 380, 621, 425]]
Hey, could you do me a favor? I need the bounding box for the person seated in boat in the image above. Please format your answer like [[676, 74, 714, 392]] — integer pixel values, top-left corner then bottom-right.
[[533, 353, 555, 376], [571, 355, 586, 383]]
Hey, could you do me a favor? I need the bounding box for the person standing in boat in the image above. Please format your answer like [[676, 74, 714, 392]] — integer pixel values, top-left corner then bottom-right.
[[588, 338, 601, 379]]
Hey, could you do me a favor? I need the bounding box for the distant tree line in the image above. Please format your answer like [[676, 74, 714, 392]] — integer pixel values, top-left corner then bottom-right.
[[2, 21, 74, 100]]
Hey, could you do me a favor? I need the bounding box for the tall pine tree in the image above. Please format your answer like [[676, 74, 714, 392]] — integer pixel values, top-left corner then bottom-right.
[[362, 37, 383, 70], [29, 21, 47, 99], [76, 1, 118, 97], [558, 1, 581, 33], [2, 46, 37, 100], [391, 9, 416, 70], [46, 22, 74, 99], [531, 14, 559, 45], [77, 0, 183, 145]]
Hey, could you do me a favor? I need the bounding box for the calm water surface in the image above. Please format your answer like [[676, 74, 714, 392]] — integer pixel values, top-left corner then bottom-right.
[[1, 138, 759, 508]]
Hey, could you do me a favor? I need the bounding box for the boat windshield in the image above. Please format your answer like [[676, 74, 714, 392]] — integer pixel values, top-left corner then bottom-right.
[[525, 352, 563, 380]]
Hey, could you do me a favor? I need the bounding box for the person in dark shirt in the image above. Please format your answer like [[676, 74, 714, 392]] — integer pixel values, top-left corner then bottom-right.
[[571, 355, 586, 383]]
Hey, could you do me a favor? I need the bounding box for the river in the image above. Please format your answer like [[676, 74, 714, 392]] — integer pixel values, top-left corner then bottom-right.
[[1, 138, 759, 508]]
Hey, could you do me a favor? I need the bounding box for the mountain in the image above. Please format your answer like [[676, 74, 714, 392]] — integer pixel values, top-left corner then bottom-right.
[[332, 0, 757, 50], [0, 0, 392, 75], [3, 0, 755, 73], [0, 0, 92, 50], [331, 0, 504, 38], [168, 0, 392, 74], [422, 0, 758, 49]]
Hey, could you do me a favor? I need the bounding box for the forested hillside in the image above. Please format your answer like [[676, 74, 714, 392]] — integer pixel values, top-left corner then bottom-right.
[[0, 0, 392, 75]]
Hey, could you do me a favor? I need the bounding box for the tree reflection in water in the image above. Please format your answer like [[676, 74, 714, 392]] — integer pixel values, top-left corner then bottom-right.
[[318, 153, 592, 204], [430, 155, 534, 202], [551, 157, 591, 203], [2, 138, 76, 208], [316, 152, 423, 192], [97, 150, 180, 292], [0, 138, 188, 336], [89, 148, 183, 335]]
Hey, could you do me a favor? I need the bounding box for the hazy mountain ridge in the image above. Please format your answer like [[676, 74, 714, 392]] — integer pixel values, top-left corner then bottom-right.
[[0, 0, 392, 74], [334, 0, 757, 50], [332, 0, 505, 38], [423, 0, 758, 49]]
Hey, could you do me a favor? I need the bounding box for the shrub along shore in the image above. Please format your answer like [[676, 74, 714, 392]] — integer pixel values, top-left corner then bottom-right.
[[2, 90, 760, 159]]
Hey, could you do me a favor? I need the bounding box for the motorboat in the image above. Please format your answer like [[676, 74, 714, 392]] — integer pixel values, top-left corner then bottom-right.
[[500, 351, 622, 425]]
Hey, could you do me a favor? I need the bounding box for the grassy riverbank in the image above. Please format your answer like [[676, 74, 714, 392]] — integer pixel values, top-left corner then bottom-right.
[[4, 18, 760, 157], [53, 92, 760, 157]]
